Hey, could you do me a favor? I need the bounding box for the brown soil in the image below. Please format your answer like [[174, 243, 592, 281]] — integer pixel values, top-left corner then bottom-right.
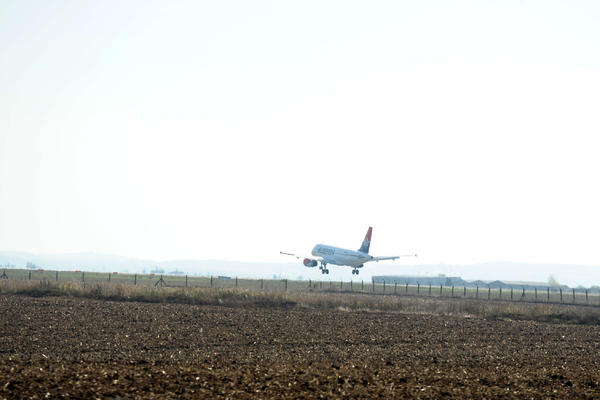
[[1, 294, 599, 399]]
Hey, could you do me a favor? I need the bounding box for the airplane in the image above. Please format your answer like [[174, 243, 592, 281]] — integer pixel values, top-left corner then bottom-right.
[[280, 226, 416, 275]]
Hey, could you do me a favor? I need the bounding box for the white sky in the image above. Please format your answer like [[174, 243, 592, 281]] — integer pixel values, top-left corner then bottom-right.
[[1, 1, 600, 266]]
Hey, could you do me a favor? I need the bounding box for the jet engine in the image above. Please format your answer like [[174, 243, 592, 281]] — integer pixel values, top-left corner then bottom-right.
[[303, 258, 318, 267]]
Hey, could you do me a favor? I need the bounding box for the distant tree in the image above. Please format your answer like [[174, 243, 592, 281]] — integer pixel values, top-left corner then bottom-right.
[[151, 268, 165, 274], [548, 275, 560, 287], [25, 262, 37, 270]]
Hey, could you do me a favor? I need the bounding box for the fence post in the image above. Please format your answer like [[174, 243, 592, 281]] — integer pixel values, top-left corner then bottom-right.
[[394, 282, 397, 294], [572, 289, 575, 304], [372, 280, 374, 292], [510, 287, 513, 300], [320, 281, 323, 289], [383, 281, 385, 293], [476, 286, 478, 299], [586, 289, 588, 304], [451, 286, 454, 297], [417, 283, 420, 295], [186, 275, 188, 288], [440, 285, 442, 297], [535, 288, 537, 301], [82, 272, 85, 283], [499, 288, 502, 299], [361, 280, 364, 291], [56, 271, 58, 282], [350, 280, 352, 291], [29, 271, 31, 280], [547, 287, 550, 302], [108, 273, 111, 282], [488, 287, 490, 300], [405, 283, 408, 294], [156, 274, 165, 287], [236, 277, 238, 288], [560, 288, 563, 303], [463, 286, 466, 297], [285, 279, 288, 291], [522, 287, 525, 299], [308, 279, 311, 289], [134, 274, 137, 286], [340, 281, 343, 290], [261, 279, 264, 290], [429, 284, 432, 297]]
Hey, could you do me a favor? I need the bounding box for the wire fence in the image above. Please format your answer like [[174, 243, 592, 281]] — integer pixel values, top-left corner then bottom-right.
[[2, 268, 599, 307]]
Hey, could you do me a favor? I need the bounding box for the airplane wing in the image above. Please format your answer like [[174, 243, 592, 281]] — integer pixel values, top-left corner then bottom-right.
[[371, 254, 417, 262], [280, 251, 324, 262]]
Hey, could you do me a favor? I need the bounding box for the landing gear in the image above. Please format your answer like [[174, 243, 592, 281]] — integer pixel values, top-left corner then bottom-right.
[[320, 263, 329, 275], [352, 265, 363, 275]]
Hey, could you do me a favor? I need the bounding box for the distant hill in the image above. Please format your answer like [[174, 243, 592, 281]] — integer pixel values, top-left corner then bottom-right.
[[0, 252, 599, 288], [0, 252, 299, 280], [0, 251, 152, 272]]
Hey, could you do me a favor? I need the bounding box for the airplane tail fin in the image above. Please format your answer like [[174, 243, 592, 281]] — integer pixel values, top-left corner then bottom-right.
[[358, 226, 372, 254]]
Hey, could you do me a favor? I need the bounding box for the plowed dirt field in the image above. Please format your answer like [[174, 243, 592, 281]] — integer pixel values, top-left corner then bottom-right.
[[1, 294, 600, 399]]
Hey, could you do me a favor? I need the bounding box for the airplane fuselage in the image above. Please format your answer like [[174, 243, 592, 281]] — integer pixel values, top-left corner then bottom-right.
[[281, 226, 413, 275], [311, 244, 371, 268]]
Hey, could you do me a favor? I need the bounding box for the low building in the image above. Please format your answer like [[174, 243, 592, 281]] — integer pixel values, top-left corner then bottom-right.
[[486, 280, 568, 291], [373, 276, 570, 290]]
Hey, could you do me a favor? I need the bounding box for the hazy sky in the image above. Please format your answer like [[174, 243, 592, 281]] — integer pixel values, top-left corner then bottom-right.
[[1, 1, 600, 266]]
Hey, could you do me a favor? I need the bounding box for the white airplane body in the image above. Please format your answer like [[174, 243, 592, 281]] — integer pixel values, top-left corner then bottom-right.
[[281, 227, 416, 275]]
